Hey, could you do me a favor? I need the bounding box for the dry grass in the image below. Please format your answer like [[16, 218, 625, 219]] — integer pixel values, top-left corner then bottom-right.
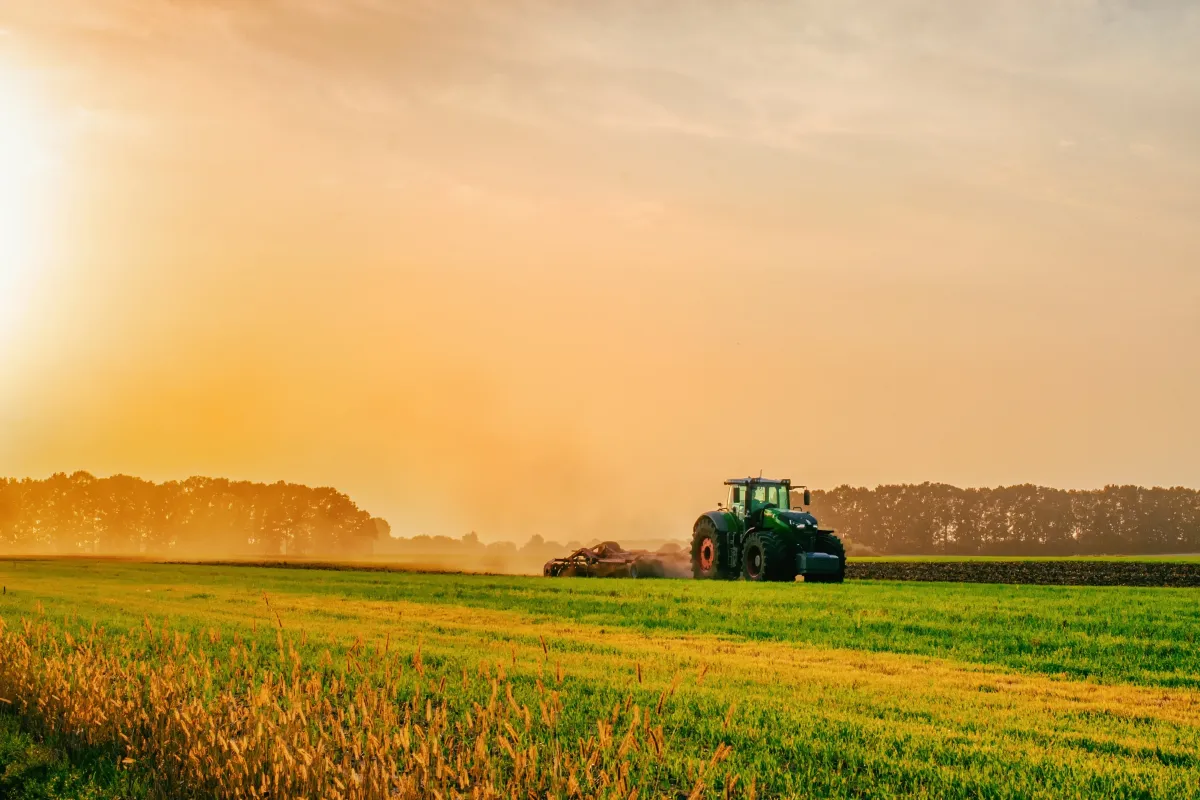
[[0, 615, 739, 800]]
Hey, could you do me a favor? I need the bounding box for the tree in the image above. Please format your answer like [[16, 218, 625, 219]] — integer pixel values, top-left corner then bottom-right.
[[806, 482, 1200, 556]]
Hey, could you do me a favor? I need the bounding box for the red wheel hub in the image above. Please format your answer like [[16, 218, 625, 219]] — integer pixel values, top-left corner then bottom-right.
[[746, 545, 763, 578], [699, 538, 715, 571]]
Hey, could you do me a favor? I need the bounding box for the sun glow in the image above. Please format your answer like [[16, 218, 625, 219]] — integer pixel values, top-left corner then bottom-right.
[[0, 67, 54, 350]]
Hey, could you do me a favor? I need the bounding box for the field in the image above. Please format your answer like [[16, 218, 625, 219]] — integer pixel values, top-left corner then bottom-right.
[[846, 558, 1200, 587], [0, 560, 1198, 798]]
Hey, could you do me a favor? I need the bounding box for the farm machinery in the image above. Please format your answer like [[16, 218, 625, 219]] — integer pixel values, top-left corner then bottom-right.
[[691, 478, 845, 582], [542, 541, 690, 578], [542, 477, 845, 583]]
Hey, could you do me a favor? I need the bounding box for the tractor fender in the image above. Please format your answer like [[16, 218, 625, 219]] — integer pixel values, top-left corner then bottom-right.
[[698, 510, 733, 533]]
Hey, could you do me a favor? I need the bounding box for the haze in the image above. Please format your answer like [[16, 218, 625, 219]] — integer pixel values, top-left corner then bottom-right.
[[1, 2, 1198, 542]]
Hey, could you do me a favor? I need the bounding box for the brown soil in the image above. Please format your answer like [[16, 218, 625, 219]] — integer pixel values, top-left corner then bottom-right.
[[846, 560, 1200, 587]]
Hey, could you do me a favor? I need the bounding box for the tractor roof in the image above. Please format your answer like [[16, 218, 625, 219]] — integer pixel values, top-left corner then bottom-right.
[[724, 477, 793, 487]]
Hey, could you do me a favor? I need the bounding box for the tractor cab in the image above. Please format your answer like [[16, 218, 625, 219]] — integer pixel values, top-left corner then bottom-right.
[[724, 478, 810, 521]]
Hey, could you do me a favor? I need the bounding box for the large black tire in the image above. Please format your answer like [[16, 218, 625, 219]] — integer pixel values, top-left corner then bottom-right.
[[692, 517, 734, 579], [776, 535, 799, 582], [741, 530, 792, 582], [808, 531, 846, 583]]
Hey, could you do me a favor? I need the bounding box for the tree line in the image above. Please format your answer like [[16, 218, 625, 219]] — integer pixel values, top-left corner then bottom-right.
[[0, 472, 386, 557], [373, 531, 590, 574], [4, 473, 1196, 560], [810, 483, 1200, 556]]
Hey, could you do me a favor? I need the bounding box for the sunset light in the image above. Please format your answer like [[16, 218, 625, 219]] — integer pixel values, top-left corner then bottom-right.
[[0, 67, 51, 341], [1, 4, 1199, 797]]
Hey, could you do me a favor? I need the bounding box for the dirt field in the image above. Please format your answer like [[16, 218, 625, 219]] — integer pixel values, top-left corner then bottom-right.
[[10, 553, 1200, 588], [847, 559, 1200, 587]]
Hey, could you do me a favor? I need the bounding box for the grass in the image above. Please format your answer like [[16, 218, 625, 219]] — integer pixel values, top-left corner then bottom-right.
[[9, 560, 1191, 687], [0, 559, 1198, 798], [0, 715, 129, 799]]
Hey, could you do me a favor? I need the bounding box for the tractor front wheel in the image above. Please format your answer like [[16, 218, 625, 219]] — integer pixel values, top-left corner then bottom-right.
[[692, 517, 732, 579], [742, 531, 791, 582]]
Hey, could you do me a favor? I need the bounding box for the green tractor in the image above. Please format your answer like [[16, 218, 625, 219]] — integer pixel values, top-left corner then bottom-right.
[[692, 478, 845, 582]]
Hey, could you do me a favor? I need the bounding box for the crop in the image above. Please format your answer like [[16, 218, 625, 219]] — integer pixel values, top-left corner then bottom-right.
[[65, 560, 1193, 688], [1, 559, 1199, 798], [0, 614, 739, 799]]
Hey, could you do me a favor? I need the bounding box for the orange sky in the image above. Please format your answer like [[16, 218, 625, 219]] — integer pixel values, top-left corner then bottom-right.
[[1, 2, 1199, 542]]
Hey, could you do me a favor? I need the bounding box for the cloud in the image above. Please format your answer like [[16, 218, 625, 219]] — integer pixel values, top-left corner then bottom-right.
[[5, 0, 1200, 527], [10, 0, 1197, 229]]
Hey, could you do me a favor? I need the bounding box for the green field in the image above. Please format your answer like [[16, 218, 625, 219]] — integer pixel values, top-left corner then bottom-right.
[[1, 559, 1198, 798]]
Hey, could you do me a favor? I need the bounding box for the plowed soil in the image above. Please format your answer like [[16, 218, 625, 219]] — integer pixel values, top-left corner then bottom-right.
[[847, 560, 1200, 587]]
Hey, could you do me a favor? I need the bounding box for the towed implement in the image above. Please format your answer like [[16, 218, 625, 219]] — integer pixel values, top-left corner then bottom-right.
[[542, 541, 690, 579], [692, 477, 845, 582]]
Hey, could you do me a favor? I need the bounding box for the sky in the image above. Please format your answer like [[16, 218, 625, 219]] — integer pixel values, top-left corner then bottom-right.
[[1, 1, 1198, 542]]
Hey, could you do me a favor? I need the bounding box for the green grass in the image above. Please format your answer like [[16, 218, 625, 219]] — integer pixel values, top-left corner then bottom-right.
[[1, 559, 1199, 798], [9, 560, 1190, 687], [0, 716, 130, 799]]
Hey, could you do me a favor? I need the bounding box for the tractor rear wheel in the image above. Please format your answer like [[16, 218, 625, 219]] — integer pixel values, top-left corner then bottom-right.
[[692, 517, 733, 579], [808, 531, 846, 583], [742, 531, 790, 582]]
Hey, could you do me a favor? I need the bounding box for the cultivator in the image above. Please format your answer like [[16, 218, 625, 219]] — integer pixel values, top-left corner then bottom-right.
[[542, 541, 690, 579]]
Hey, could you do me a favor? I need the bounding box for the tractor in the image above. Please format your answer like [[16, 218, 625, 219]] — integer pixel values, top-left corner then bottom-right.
[[691, 478, 845, 582]]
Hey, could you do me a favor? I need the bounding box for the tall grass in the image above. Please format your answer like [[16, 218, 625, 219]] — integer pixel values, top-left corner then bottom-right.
[[0, 616, 741, 799]]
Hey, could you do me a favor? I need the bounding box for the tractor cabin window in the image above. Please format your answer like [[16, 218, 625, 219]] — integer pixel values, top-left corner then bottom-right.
[[728, 486, 746, 516], [750, 485, 789, 513]]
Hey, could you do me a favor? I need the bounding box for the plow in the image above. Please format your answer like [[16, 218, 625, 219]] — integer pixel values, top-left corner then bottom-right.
[[545, 476, 846, 582], [542, 541, 691, 578]]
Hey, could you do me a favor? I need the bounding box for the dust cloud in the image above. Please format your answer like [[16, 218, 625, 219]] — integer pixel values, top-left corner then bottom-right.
[[2, 313, 702, 549]]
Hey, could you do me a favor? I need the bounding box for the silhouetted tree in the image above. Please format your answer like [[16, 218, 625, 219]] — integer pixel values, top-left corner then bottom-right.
[[0, 473, 383, 557], [809, 483, 1200, 556]]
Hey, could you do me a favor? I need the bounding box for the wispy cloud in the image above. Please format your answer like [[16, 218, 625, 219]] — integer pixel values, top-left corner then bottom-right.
[[3, 1, 1200, 532]]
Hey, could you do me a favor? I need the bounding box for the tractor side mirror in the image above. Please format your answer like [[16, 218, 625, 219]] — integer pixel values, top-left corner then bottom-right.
[[803, 489, 812, 506]]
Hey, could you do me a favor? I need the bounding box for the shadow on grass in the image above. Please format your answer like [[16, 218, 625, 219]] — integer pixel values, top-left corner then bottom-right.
[[0, 714, 136, 800]]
